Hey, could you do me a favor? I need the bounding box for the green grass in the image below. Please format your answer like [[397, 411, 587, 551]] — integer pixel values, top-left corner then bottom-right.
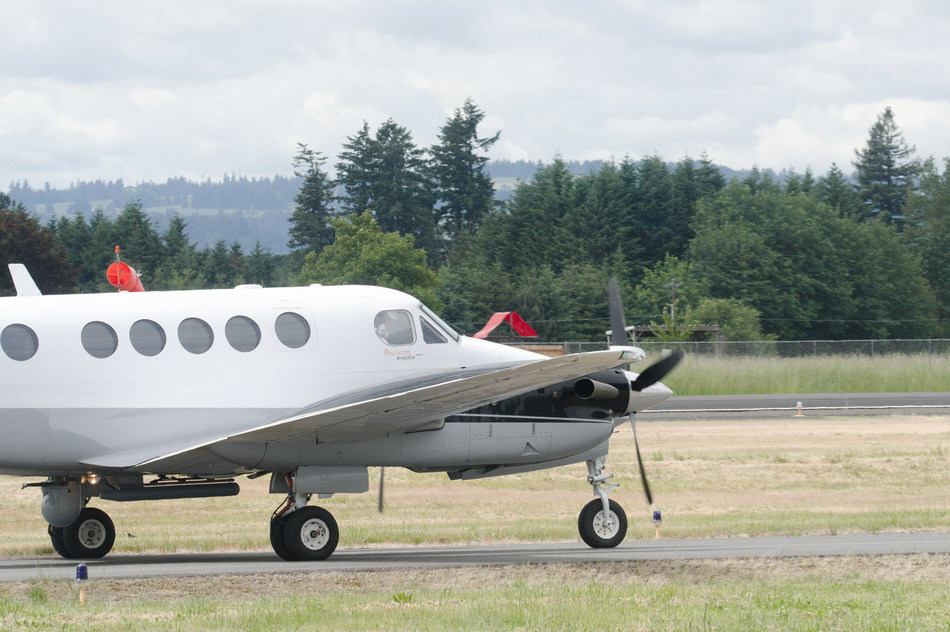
[[661, 353, 950, 395], [2, 572, 949, 631]]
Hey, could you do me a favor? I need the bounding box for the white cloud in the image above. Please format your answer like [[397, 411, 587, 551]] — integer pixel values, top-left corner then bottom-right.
[[2, 0, 950, 187]]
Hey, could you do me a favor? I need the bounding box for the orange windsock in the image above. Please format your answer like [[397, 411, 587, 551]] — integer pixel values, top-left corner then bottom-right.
[[106, 261, 145, 292]]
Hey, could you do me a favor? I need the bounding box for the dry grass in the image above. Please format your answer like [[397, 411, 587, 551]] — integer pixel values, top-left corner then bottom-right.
[[2, 414, 949, 556]]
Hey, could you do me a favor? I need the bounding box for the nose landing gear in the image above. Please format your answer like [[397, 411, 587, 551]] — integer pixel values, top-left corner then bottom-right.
[[578, 456, 627, 548]]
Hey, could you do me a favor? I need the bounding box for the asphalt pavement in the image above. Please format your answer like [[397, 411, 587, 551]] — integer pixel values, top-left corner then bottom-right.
[[2, 533, 949, 582]]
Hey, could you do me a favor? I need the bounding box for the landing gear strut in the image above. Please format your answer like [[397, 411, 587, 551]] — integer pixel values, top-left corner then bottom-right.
[[578, 456, 627, 548], [270, 489, 339, 561]]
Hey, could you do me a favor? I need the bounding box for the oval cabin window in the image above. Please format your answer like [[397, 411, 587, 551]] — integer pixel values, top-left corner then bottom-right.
[[130, 319, 166, 356], [225, 316, 261, 352], [1, 324, 39, 361], [275, 312, 311, 349], [178, 318, 214, 354], [81, 321, 118, 358]]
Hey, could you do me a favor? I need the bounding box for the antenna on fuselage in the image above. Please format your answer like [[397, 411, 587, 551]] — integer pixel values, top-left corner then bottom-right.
[[8, 264, 42, 297]]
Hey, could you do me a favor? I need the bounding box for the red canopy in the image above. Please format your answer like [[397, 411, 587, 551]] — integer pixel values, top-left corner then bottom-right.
[[472, 312, 538, 339]]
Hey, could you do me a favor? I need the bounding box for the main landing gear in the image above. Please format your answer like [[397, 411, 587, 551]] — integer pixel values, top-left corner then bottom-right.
[[48, 507, 116, 559], [578, 456, 628, 548], [269, 492, 339, 561]]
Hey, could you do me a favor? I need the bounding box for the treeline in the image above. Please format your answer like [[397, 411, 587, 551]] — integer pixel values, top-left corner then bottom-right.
[[0, 197, 284, 295], [2, 103, 948, 342], [7, 173, 302, 214], [285, 103, 948, 340]]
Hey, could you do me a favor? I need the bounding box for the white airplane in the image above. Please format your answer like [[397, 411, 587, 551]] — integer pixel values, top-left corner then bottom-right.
[[0, 264, 677, 561]]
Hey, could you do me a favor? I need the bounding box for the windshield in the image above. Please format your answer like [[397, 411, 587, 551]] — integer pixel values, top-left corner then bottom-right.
[[419, 304, 460, 342]]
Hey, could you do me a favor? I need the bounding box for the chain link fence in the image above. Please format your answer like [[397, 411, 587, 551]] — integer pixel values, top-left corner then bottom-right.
[[537, 339, 950, 357]]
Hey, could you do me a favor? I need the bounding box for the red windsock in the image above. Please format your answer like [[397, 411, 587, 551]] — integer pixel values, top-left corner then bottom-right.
[[106, 261, 145, 292]]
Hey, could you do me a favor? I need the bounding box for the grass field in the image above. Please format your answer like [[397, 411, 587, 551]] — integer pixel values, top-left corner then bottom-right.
[[1, 414, 950, 629], [660, 353, 950, 395]]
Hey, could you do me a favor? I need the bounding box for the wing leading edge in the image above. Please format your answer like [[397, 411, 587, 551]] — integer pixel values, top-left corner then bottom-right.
[[80, 347, 644, 472]]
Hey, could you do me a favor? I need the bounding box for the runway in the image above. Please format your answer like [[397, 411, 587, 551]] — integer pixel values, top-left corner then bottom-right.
[[2, 533, 949, 582], [641, 392, 950, 420]]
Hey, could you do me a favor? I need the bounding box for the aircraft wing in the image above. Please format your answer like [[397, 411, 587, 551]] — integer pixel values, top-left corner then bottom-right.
[[80, 348, 643, 471]]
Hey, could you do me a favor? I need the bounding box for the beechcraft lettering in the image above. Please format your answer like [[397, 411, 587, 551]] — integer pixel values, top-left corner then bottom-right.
[[0, 263, 678, 561]]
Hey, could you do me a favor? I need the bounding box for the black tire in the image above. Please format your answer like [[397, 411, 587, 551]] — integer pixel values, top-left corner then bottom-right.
[[578, 498, 627, 548], [283, 506, 339, 561], [48, 524, 74, 559], [62, 507, 116, 559], [269, 515, 294, 561]]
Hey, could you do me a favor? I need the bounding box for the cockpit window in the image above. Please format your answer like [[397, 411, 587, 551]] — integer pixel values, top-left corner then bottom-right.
[[419, 304, 459, 342], [374, 310, 415, 346], [421, 317, 447, 344]]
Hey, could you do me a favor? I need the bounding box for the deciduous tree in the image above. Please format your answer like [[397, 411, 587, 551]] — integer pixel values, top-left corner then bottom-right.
[[0, 193, 76, 295]]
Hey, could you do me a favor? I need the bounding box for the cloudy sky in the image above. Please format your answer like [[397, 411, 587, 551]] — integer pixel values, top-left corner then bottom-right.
[[3, 0, 950, 189]]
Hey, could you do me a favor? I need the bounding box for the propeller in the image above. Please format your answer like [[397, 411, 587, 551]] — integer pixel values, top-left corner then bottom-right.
[[606, 276, 682, 505], [630, 349, 684, 392], [629, 414, 653, 505], [607, 277, 628, 348]]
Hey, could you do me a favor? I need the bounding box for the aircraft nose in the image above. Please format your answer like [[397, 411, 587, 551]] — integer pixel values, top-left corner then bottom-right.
[[627, 380, 673, 413]]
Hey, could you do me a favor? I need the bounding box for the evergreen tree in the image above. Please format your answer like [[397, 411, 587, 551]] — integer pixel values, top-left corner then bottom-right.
[[429, 98, 500, 247], [203, 240, 238, 288], [150, 213, 200, 290], [634, 155, 674, 265], [853, 106, 920, 227], [696, 151, 726, 196], [492, 157, 575, 272], [815, 163, 863, 218], [287, 143, 335, 259], [564, 161, 642, 271], [335, 121, 376, 215], [335, 119, 436, 255], [48, 212, 94, 289], [905, 157, 950, 334], [113, 201, 162, 282], [245, 242, 277, 286]]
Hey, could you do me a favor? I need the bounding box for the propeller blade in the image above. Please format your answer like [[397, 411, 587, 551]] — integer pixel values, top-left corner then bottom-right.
[[377, 466, 385, 513], [631, 416, 653, 505], [630, 350, 684, 392], [607, 277, 628, 347]]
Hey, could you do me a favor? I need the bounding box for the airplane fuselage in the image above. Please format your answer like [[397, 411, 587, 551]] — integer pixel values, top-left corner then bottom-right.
[[0, 284, 654, 478]]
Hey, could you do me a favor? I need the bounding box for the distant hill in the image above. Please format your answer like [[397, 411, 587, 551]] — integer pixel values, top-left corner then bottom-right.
[[5, 159, 768, 254]]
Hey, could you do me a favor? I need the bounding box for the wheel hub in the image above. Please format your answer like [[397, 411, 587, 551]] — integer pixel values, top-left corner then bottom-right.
[[300, 519, 329, 550], [592, 511, 620, 539], [78, 520, 106, 549]]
